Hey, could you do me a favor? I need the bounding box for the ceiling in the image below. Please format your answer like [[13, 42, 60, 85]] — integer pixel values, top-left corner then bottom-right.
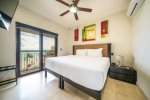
[[20, 0, 130, 28]]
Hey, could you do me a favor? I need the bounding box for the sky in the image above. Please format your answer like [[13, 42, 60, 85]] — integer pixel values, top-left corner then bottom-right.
[[21, 31, 55, 50]]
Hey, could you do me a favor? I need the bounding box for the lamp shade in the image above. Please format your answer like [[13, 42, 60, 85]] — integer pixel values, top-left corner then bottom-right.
[[115, 55, 124, 66]]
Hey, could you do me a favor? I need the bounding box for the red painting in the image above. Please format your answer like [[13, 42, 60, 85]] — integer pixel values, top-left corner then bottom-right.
[[74, 29, 79, 41], [101, 20, 108, 38]]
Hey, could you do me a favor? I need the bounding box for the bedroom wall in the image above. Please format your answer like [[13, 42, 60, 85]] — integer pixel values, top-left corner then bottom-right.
[[68, 10, 132, 66], [132, 0, 150, 99], [0, 5, 69, 67]]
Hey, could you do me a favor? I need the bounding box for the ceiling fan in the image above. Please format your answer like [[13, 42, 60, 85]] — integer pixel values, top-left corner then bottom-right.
[[56, 0, 92, 20]]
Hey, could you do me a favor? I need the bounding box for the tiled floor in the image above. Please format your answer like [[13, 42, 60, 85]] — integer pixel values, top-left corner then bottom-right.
[[0, 71, 147, 100]]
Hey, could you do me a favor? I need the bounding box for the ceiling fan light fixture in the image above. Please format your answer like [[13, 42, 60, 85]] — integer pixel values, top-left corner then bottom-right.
[[56, 0, 92, 20], [70, 5, 77, 13]]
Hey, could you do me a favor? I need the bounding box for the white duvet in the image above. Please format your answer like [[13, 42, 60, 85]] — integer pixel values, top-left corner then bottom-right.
[[45, 55, 110, 91]]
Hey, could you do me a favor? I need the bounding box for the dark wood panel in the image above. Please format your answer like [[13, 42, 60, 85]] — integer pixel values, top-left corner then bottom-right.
[[73, 43, 111, 63], [73, 43, 110, 57], [110, 72, 134, 82], [110, 67, 136, 76], [109, 65, 137, 84]]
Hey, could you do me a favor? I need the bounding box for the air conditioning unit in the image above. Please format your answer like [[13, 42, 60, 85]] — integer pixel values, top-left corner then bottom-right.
[[127, 0, 145, 16]]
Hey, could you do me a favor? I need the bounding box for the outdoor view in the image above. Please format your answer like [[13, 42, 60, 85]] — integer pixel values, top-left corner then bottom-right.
[[20, 31, 55, 74]]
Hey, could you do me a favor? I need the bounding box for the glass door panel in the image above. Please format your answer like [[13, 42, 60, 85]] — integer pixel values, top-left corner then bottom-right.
[[20, 28, 40, 75], [43, 34, 55, 68]]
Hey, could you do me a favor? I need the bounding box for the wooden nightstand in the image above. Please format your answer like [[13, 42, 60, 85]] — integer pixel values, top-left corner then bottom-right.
[[109, 64, 137, 84]]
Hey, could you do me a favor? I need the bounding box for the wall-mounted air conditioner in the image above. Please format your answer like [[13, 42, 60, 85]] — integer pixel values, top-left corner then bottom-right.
[[127, 0, 145, 16]]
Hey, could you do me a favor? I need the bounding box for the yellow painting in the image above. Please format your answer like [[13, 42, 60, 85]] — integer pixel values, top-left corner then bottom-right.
[[82, 24, 96, 41]]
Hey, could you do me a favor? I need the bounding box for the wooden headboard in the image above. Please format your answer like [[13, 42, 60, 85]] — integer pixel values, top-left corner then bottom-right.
[[73, 43, 111, 62]]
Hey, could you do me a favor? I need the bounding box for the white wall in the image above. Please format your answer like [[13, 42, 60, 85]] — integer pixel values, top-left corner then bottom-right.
[[132, 0, 150, 99], [0, 5, 69, 67], [68, 10, 132, 66]]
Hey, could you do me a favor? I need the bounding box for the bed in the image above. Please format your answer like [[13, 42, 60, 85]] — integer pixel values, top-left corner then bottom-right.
[[45, 43, 111, 100]]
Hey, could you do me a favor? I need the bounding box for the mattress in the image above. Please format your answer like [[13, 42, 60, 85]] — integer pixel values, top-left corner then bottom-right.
[[45, 55, 110, 91]]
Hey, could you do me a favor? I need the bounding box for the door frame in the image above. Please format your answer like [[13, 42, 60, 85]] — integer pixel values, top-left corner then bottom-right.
[[16, 22, 58, 77]]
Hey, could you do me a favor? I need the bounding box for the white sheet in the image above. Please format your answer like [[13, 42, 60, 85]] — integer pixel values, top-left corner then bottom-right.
[[45, 55, 110, 91]]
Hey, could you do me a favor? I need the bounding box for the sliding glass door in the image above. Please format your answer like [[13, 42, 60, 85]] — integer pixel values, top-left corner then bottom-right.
[[20, 28, 41, 75], [43, 34, 55, 68], [16, 22, 58, 77]]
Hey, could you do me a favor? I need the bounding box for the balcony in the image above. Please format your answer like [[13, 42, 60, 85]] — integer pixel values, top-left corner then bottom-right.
[[20, 50, 55, 75]]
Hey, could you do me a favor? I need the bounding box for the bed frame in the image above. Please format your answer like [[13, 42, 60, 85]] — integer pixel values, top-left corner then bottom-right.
[[45, 43, 111, 100]]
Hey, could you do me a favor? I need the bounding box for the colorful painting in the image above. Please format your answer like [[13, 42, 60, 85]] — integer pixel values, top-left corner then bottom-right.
[[74, 29, 79, 41], [101, 20, 108, 38], [82, 24, 96, 41]]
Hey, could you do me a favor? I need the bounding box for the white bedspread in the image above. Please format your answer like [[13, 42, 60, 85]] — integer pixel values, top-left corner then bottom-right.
[[45, 55, 110, 91]]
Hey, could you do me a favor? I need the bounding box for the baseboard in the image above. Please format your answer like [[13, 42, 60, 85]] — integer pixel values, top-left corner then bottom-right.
[[137, 81, 149, 100]]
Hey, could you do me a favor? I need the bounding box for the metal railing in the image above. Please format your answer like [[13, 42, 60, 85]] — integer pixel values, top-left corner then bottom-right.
[[20, 50, 54, 72]]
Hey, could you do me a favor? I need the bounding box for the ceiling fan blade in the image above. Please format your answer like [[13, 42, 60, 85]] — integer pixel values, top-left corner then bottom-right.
[[73, 0, 80, 6], [78, 7, 92, 12], [60, 10, 70, 16], [56, 0, 70, 7], [74, 13, 78, 20]]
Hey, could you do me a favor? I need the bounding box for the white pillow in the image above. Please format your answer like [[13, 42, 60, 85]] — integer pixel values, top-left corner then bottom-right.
[[87, 48, 103, 57], [76, 49, 87, 56]]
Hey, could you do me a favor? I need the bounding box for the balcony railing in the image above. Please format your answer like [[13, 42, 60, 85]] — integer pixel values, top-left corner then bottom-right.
[[20, 50, 55, 73]]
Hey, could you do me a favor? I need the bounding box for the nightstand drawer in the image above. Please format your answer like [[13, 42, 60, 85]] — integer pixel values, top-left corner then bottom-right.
[[110, 67, 135, 75], [110, 72, 135, 83]]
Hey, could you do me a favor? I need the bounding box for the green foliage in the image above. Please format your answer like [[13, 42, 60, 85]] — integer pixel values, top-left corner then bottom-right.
[[26, 53, 33, 58]]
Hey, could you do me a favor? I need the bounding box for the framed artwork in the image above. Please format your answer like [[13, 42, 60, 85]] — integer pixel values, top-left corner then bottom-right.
[[101, 20, 108, 38], [74, 29, 79, 41], [82, 24, 96, 41]]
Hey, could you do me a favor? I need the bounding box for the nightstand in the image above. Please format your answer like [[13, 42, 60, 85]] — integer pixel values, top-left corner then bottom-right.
[[109, 64, 137, 84]]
